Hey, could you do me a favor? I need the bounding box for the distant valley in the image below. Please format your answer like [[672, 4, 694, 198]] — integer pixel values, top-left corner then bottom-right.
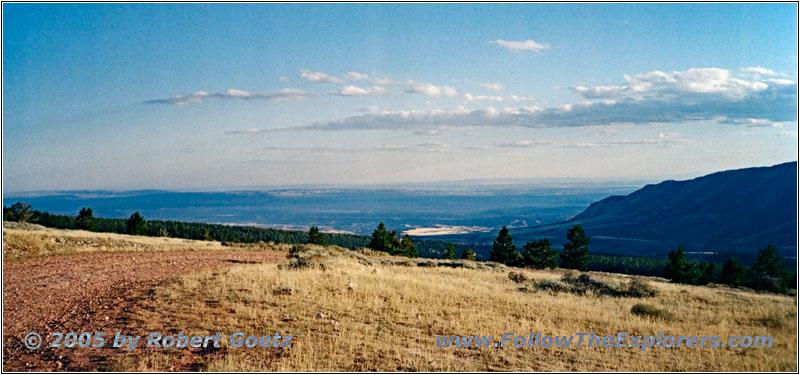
[[4, 163, 796, 262], [432, 162, 798, 261], [2, 182, 639, 238]]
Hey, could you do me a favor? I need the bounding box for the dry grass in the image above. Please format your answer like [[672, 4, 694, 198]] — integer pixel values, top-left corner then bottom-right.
[[2, 223, 290, 260], [114, 247, 797, 372]]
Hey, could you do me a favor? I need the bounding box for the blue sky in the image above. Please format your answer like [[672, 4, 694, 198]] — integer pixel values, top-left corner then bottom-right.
[[3, 3, 797, 191]]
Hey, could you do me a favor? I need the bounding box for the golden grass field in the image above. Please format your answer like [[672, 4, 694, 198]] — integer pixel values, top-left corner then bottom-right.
[[116, 248, 796, 372], [3, 225, 797, 372], [2, 222, 291, 260]]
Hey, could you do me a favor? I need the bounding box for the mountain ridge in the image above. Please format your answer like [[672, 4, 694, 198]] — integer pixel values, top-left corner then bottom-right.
[[513, 161, 797, 257]]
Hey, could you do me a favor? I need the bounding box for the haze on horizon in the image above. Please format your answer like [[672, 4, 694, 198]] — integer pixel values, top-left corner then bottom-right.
[[2, 3, 797, 192]]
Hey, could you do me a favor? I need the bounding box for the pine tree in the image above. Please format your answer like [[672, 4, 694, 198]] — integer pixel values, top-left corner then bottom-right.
[[75, 207, 96, 231], [444, 242, 457, 260], [461, 248, 477, 261], [7, 202, 33, 223], [490, 226, 518, 265], [561, 225, 590, 271], [697, 262, 717, 285], [662, 245, 700, 284], [751, 244, 786, 278], [307, 226, 324, 245], [125, 211, 147, 236], [749, 244, 789, 292], [400, 234, 418, 258], [523, 238, 559, 269], [368, 223, 394, 252], [719, 257, 748, 287]]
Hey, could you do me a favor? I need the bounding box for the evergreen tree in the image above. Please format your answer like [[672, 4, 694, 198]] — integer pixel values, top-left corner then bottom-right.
[[561, 225, 590, 271], [7, 202, 33, 223], [751, 244, 787, 278], [399, 234, 418, 258], [387, 230, 402, 255], [749, 244, 789, 292], [523, 238, 559, 269], [307, 226, 325, 245], [125, 211, 147, 236], [368, 222, 394, 252], [697, 261, 717, 285], [719, 257, 748, 287], [75, 207, 96, 231], [444, 242, 457, 260], [490, 226, 518, 265], [461, 247, 477, 261], [202, 228, 213, 241], [662, 245, 700, 284]]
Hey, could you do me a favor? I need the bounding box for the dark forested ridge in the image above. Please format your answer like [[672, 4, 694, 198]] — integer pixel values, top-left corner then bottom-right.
[[512, 162, 797, 257]]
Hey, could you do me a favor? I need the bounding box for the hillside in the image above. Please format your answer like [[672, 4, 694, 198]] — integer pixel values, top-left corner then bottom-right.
[[513, 162, 797, 257], [2, 226, 795, 371]]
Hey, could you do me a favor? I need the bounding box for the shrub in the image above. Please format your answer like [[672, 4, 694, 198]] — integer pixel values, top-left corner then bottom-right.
[[524, 272, 660, 298], [625, 277, 660, 297], [508, 271, 529, 283], [529, 280, 571, 294], [561, 272, 617, 296], [630, 303, 674, 321]]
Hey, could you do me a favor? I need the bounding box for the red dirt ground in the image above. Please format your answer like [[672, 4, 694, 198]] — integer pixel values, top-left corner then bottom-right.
[[3, 250, 287, 371]]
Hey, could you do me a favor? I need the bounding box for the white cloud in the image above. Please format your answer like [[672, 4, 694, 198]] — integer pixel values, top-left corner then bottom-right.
[[562, 135, 688, 149], [300, 69, 344, 83], [300, 70, 397, 85], [490, 39, 549, 52], [496, 140, 554, 148], [226, 128, 264, 134], [716, 117, 785, 128], [224, 66, 796, 133], [478, 82, 504, 91], [739, 66, 780, 76], [464, 93, 536, 102], [355, 105, 382, 113], [261, 142, 451, 153], [658, 132, 681, 139], [465, 93, 505, 102], [146, 88, 311, 106], [404, 81, 458, 97], [598, 127, 623, 135], [413, 128, 445, 136], [329, 85, 387, 97], [343, 72, 371, 81], [779, 131, 798, 137], [764, 78, 796, 86], [278, 76, 290, 82], [573, 68, 771, 100]]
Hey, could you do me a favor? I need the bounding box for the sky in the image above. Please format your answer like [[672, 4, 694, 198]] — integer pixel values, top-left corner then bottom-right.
[[2, 3, 797, 191]]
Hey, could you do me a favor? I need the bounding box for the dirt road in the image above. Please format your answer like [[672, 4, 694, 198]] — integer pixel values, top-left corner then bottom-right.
[[3, 250, 287, 371]]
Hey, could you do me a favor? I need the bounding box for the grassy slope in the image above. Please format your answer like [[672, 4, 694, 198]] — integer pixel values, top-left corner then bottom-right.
[[117, 248, 796, 371], [2, 222, 290, 260], [2, 226, 796, 371]]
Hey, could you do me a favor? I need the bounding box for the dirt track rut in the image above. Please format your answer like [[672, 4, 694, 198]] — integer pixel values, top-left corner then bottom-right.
[[3, 250, 287, 371]]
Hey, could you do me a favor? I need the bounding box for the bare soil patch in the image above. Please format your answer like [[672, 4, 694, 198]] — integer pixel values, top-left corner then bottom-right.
[[3, 250, 287, 371]]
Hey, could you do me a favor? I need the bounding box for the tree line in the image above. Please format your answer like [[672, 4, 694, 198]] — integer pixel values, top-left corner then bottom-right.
[[483, 222, 793, 294], [5, 202, 794, 293], [663, 244, 794, 294], [2, 203, 465, 257], [486, 224, 591, 271]]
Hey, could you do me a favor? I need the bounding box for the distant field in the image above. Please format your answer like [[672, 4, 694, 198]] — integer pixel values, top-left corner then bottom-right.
[[2, 184, 637, 235]]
